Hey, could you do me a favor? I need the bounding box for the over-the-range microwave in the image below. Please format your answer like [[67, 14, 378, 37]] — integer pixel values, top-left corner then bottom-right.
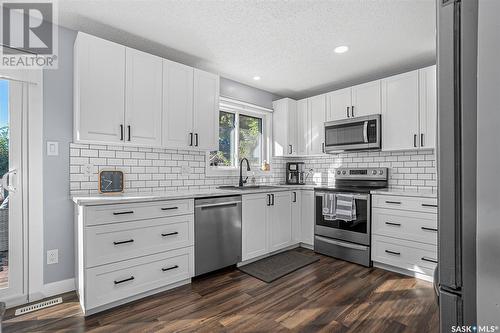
[[324, 114, 381, 153]]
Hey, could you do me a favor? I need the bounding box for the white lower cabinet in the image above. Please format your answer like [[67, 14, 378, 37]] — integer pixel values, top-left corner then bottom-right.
[[300, 190, 315, 246], [291, 191, 302, 243], [371, 194, 438, 280], [242, 191, 295, 261], [75, 199, 195, 315]]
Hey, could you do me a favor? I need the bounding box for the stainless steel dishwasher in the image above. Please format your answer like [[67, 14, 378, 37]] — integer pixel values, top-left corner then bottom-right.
[[194, 196, 242, 276]]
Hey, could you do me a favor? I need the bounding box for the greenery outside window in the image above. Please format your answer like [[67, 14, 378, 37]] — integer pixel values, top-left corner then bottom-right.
[[209, 110, 264, 170]]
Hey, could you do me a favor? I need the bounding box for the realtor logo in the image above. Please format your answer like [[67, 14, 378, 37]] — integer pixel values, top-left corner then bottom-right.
[[0, 1, 58, 68]]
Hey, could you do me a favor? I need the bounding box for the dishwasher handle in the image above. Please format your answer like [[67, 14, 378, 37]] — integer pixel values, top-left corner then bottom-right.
[[196, 201, 241, 209]]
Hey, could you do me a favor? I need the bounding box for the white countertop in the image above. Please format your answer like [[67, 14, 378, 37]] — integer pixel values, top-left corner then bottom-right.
[[72, 184, 315, 206], [370, 188, 437, 198]]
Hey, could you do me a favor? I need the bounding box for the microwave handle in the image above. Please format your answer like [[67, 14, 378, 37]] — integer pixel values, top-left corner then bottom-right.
[[363, 121, 368, 143]]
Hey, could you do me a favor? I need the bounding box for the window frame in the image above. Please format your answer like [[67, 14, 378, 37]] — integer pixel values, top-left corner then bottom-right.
[[206, 97, 272, 177]]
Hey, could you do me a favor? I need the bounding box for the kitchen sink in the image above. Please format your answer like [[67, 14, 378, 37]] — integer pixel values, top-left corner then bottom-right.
[[217, 185, 281, 191]]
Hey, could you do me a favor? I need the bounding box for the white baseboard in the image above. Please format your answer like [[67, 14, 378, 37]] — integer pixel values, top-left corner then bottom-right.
[[40, 278, 76, 298], [373, 262, 434, 282]]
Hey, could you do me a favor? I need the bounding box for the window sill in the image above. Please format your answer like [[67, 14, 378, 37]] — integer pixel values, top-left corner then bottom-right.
[[206, 167, 271, 178]]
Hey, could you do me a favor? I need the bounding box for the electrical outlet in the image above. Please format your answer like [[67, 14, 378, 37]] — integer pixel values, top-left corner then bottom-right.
[[83, 164, 94, 176], [47, 249, 58, 265], [181, 165, 191, 175]]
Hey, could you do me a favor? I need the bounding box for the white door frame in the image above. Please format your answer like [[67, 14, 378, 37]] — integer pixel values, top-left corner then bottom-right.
[[0, 69, 44, 307]]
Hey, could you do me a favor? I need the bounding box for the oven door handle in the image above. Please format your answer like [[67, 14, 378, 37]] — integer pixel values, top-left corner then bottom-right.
[[363, 121, 369, 143], [315, 236, 369, 251], [315, 192, 369, 201]]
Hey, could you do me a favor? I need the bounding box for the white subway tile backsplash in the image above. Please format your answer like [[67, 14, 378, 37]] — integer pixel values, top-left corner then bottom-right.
[[69, 143, 437, 194]]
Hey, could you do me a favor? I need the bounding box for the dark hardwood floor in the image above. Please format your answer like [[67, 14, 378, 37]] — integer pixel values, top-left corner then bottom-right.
[[2, 248, 439, 332]]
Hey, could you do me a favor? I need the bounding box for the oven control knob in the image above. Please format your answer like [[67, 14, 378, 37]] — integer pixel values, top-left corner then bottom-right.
[[379, 170, 384, 175], [342, 170, 346, 175], [337, 170, 341, 175], [372, 170, 377, 175]]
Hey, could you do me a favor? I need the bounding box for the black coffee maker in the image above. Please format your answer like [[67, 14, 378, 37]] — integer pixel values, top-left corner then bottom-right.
[[286, 162, 305, 185]]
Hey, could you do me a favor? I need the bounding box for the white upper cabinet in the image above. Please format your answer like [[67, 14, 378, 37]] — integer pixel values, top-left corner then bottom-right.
[[193, 69, 220, 151], [326, 80, 381, 121], [382, 66, 437, 151], [272, 98, 297, 157], [382, 70, 420, 151], [418, 66, 437, 149], [296, 99, 309, 155], [74, 32, 219, 150], [125, 48, 163, 147], [74, 33, 125, 143], [308, 94, 326, 155], [327, 88, 351, 121], [351, 80, 381, 118], [162, 60, 194, 149]]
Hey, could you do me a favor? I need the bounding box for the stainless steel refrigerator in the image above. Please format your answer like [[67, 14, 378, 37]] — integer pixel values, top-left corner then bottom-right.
[[437, 0, 477, 331]]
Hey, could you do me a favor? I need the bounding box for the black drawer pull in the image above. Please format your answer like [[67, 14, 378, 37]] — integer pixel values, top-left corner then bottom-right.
[[161, 232, 179, 237], [421, 227, 438, 232], [385, 250, 401, 256], [161, 207, 178, 211], [421, 257, 438, 264], [113, 211, 134, 215], [385, 222, 401, 227], [161, 265, 179, 272], [114, 276, 134, 285], [385, 201, 401, 205], [422, 203, 438, 208], [113, 239, 134, 245]]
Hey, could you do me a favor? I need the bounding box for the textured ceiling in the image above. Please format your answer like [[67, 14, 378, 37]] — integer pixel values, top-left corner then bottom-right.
[[57, 0, 436, 99]]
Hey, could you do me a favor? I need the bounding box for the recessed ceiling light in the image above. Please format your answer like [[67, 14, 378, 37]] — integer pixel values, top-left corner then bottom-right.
[[334, 45, 349, 54], [253, 76, 261, 81]]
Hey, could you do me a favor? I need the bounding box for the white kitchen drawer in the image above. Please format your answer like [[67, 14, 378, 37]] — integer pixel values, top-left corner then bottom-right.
[[372, 235, 437, 276], [85, 199, 194, 226], [372, 194, 437, 213], [372, 208, 437, 245], [85, 215, 194, 268], [85, 247, 193, 310]]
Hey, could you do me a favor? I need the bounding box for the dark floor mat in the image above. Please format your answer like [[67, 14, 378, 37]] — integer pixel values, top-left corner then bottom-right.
[[239, 250, 319, 283]]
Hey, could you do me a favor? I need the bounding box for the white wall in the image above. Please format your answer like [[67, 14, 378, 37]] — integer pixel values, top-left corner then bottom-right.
[[477, 0, 500, 324]]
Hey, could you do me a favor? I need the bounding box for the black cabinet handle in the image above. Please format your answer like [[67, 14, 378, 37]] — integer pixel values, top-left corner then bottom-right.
[[161, 231, 179, 237], [267, 194, 271, 206], [127, 125, 131, 141], [114, 276, 134, 285], [195, 133, 199, 147], [113, 211, 134, 215], [120, 124, 124, 141], [385, 222, 401, 227], [421, 257, 438, 264], [346, 106, 350, 118], [422, 203, 438, 208], [293, 192, 297, 203], [385, 250, 401, 256], [161, 206, 178, 211], [322, 142, 325, 153], [189, 132, 193, 146], [271, 194, 275, 206], [351, 105, 354, 117], [421, 227, 438, 232], [413, 134, 417, 147], [385, 201, 401, 205], [161, 265, 179, 272], [421, 133, 424, 147], [289, 145, 292, 155], [113, 239, 134, 245]]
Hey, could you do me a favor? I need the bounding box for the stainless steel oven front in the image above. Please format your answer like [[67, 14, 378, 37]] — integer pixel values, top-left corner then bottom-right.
[[314, 191, 371, 246], [324, 114, 381, 153]]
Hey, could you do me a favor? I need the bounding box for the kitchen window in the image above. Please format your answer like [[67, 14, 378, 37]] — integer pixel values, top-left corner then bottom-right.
[[207, 97, 271, 175]]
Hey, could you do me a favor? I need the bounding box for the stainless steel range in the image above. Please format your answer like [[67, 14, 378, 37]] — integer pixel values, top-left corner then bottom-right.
[[314, 167, 388, 267]]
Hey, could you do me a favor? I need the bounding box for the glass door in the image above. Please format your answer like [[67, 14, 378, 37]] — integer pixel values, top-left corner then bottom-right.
[[0, 78, 26, 301]]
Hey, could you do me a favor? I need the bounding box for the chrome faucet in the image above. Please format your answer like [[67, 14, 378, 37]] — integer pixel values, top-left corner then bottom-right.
[[239, 158, 251, 187]]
